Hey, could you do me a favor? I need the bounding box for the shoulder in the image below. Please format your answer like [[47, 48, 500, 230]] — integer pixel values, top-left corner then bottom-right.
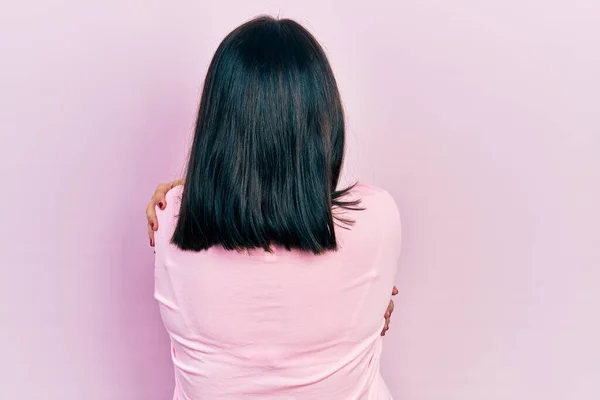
[[165, 184, 184, 207], [351, 183, 400, 221], [336, 183, 402, 258], [157, 184, 184, 217], [356, 184, 401, 257], [155, 185, 184, 238], [355, 183, 401, 243], [351, 183, 387, 197], [339, 182, 401, 236]]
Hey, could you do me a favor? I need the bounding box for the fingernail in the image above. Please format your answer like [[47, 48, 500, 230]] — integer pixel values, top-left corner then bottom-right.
[[158, 202, 164, 209], [150, 239, 154, 246]]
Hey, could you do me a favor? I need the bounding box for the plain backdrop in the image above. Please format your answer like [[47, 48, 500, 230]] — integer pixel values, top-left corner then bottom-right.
[[0, 1, 598, 399]]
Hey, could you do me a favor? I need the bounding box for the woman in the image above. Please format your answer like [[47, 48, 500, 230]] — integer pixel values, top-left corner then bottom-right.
[[145, 16, 401, 399]]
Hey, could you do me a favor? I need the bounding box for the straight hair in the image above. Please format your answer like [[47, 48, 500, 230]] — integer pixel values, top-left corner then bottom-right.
[[172, 16, 362, 254]]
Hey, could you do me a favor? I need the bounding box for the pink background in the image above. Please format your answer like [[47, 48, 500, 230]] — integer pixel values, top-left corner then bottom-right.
[[1, 1, 598, 399]]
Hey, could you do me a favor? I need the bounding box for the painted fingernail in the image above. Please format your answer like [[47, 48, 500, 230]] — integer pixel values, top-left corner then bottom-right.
[[158, 202, 164, 209], [150, 222, 155, 228]]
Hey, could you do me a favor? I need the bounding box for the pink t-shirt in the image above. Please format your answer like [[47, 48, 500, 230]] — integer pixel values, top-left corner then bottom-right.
[[154, 184, 401, 399]]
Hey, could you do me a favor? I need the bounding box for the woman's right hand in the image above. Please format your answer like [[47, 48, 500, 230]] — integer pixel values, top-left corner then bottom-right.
[[146, 179, 185, 247], [381, 286, 398, 336]]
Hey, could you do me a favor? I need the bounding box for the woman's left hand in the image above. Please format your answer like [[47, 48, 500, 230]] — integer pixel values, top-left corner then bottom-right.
[[146, 179, 185, 247], [381, 286, 398, 336]]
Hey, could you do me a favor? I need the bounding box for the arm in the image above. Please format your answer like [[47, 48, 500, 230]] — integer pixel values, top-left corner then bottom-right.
[[145, 179, 398, 335]]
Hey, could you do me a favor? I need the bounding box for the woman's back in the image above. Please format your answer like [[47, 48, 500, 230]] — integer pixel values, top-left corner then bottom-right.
[[154, 184, 401, 399]]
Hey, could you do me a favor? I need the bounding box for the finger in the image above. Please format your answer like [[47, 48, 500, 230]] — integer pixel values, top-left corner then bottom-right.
[[153, 184, 169, 210], [148, 180, 183, 238], [146, 201, 158, 231], [384, 299, 394, 318], [148, 223, 155, 247], [381, 322, 389, 336], [154, 179, 184, 210], [392, 286, 398, 296]]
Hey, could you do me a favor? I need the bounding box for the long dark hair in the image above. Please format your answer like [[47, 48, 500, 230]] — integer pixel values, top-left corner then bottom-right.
[[172, 16, 361, 254]]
